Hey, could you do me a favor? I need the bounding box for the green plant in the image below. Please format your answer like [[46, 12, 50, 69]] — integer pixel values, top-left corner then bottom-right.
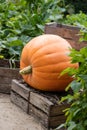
[[0, 1, 30, 60], [56, 46, 87, 129], [64, 0, 87, 14], [62, 12, 87, 27], [55, 11, 87, 129], [0, 0, 66, 60], [61, 12, 87, 42]]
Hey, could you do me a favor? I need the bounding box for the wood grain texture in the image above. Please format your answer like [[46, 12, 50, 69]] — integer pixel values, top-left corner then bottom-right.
[[11, 79, 30, 100], [29, 104, 49, 128], [30, 91, 69, 116], [0, 84, 11, 93], [11, 91, 29, 113], [10, 80, 68, 129], [30, 92, 53, 116], [45, 23, 87, 50], [29, 103, 66, 129], [0, 59, 21, 93], [0, 68, 21, 93], [0, 68, 20, 78]]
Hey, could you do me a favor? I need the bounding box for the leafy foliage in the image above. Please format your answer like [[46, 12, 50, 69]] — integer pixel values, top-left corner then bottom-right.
[[56, 47, 87, 130], [55, 9, 87, 130], [63, 12, 87, 27], [61, 12, 87, 42], [64, 0, 87, 14], [0, 0, 66, 60]]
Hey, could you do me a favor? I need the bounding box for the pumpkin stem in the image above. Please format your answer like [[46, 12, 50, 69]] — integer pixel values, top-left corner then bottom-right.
[[19, 65, 32, 75]]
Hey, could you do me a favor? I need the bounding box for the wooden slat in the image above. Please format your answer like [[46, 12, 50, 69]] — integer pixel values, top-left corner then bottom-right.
[[0, 84, 11, 93], [11, 91, 29, 113], [45, 23, 80, 40], [11, 79, 30, 100], [30, 91, 68, 116], [29, 103, 66, 129], [0, 68, 21, 93], [49, 115, 66, 128], [45, 23, 87, 50], [29, 104, 49, 128], [50, 104, 69, 116], [66, 39, 78, 49], [67, 39, 87, 50], [0, 73, 20, 83], [78, 41, 87, 49], [0, 68, 21, 78], [10, 80, 68, 129], [30, 92, 53, 116], [0, 76, 12, 84]]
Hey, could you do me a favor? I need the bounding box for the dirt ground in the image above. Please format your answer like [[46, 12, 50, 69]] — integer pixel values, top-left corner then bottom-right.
[[0, 93, 46, 130]]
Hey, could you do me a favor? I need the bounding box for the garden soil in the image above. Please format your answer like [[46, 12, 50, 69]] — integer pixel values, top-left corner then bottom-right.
[[0, 93, 45, 130]]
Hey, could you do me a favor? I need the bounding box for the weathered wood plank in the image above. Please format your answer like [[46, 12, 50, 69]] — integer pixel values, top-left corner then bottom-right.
[[66, 39, 87, 50], [66, 39, 78, 49], [0, 74, 21, 83], [0, 76, 12, 84], [49, 104, 69, 116], [11, 79, 30, 100], [0, 68, 21, 78], [49, 115, 66, 128], [30, 91, 69, 116], [29, 103, 66, 129], [0, 84, 11, 93], [0, 68, 21, 93], [30, 92, 53, 116], [0, 59, 21, 93], [45, 23, 87, 50], [29, 104, 49, 128], [10, 80, 68, 129], [11, 90, 29, 113], [45, 23, 80, 40]]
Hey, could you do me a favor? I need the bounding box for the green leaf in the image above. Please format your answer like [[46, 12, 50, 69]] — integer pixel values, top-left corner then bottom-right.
[[84, 120, 87, 126], [61, 94, 74, 103], [56, 123, 65, 130], [60, 67, 76, 77], [7, 39, 23, 47], [7, 37, 18, 42], [70, 80, 82, 92], [67, 121, 76, 130], [36, 24, 44, 31], [73, 108, 81, 117]]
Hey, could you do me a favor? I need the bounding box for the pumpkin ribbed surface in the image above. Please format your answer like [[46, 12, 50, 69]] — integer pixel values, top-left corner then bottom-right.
[[20, 34, 78, 91]]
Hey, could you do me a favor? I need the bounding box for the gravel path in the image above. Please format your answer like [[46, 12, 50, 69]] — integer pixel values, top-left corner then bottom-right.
[[0, 93, 45, 130]]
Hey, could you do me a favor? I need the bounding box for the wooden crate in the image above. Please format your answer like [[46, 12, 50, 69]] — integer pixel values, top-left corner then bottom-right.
[[11, 79, 69, 130], [45, 23, 87, 50], [11, 79, 30, 113], [0, 59, 21, 93]]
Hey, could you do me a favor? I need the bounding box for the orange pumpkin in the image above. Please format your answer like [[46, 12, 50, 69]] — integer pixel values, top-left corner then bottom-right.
[[20, 34, 78, 91]]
